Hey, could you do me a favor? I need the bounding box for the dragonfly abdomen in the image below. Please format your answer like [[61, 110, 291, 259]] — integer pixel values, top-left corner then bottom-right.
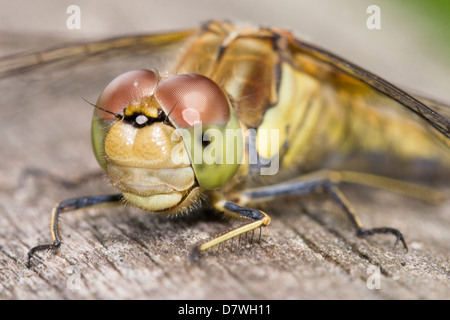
[[255, 61, 450, 176]]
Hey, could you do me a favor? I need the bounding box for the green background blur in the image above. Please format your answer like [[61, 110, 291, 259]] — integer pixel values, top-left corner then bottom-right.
[[405, 0, 450, 64]]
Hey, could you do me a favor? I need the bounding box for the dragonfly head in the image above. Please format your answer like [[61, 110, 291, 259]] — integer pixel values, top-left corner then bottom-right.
[[91, 70, 243, 212]]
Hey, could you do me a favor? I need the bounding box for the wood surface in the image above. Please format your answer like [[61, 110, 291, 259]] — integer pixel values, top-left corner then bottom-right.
[[0, 12, 449, 300]]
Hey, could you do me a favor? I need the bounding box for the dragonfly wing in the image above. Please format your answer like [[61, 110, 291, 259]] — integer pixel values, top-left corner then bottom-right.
[[413, 95, 450, 121], [288, 37, 450, 142], [0, 28, 197, 79]]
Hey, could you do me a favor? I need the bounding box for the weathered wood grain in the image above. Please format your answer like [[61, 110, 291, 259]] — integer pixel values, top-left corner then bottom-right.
[[1, 170, 449, 299]]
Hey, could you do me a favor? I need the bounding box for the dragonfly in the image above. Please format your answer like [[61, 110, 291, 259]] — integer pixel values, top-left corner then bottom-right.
[[2, 21, 448, 266]]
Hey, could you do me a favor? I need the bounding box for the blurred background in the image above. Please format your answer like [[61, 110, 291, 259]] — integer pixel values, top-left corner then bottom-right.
[[0, 0, 449, 101]]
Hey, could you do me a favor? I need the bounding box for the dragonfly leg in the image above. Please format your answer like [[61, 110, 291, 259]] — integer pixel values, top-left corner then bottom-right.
[[236, 169, 409, 251], [189, 200, 271, 263], [324, 183, 408, 251], [27, 194, 123, 267]]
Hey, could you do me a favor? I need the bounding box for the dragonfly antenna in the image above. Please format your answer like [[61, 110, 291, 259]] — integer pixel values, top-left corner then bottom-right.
[[81, 97, 123, 119]]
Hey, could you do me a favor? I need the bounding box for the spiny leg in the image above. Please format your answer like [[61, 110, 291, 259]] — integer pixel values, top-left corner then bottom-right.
[[235, 170, 413, 251], [27, 194, 123, 267], [189, 200, 271, 263], [238, 170, 444, 204], [324, 184, 407, 251]]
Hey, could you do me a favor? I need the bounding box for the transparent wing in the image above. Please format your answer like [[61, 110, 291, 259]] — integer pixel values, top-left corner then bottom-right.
[[413, 95, 450, 121], [0, 29, 197, 79], [288, 37, 450, 142]]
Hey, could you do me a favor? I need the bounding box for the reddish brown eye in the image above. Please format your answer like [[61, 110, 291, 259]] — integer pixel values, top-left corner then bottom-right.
[[96, 69, 158, 120], [154, 74, 231, 128]]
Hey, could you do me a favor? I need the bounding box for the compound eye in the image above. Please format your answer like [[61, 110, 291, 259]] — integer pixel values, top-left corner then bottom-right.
[[92, 70, 158, 170], [95, 69, 158, 120], [154, 74, 231, 128], [154, 74, 243, 190]]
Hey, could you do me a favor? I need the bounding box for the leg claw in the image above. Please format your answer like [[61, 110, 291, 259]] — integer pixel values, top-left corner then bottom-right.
[[357, 227, 408, 252]]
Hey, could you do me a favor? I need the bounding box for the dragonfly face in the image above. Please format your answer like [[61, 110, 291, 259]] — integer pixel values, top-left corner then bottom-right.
[[92, 69, 243, 212]]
